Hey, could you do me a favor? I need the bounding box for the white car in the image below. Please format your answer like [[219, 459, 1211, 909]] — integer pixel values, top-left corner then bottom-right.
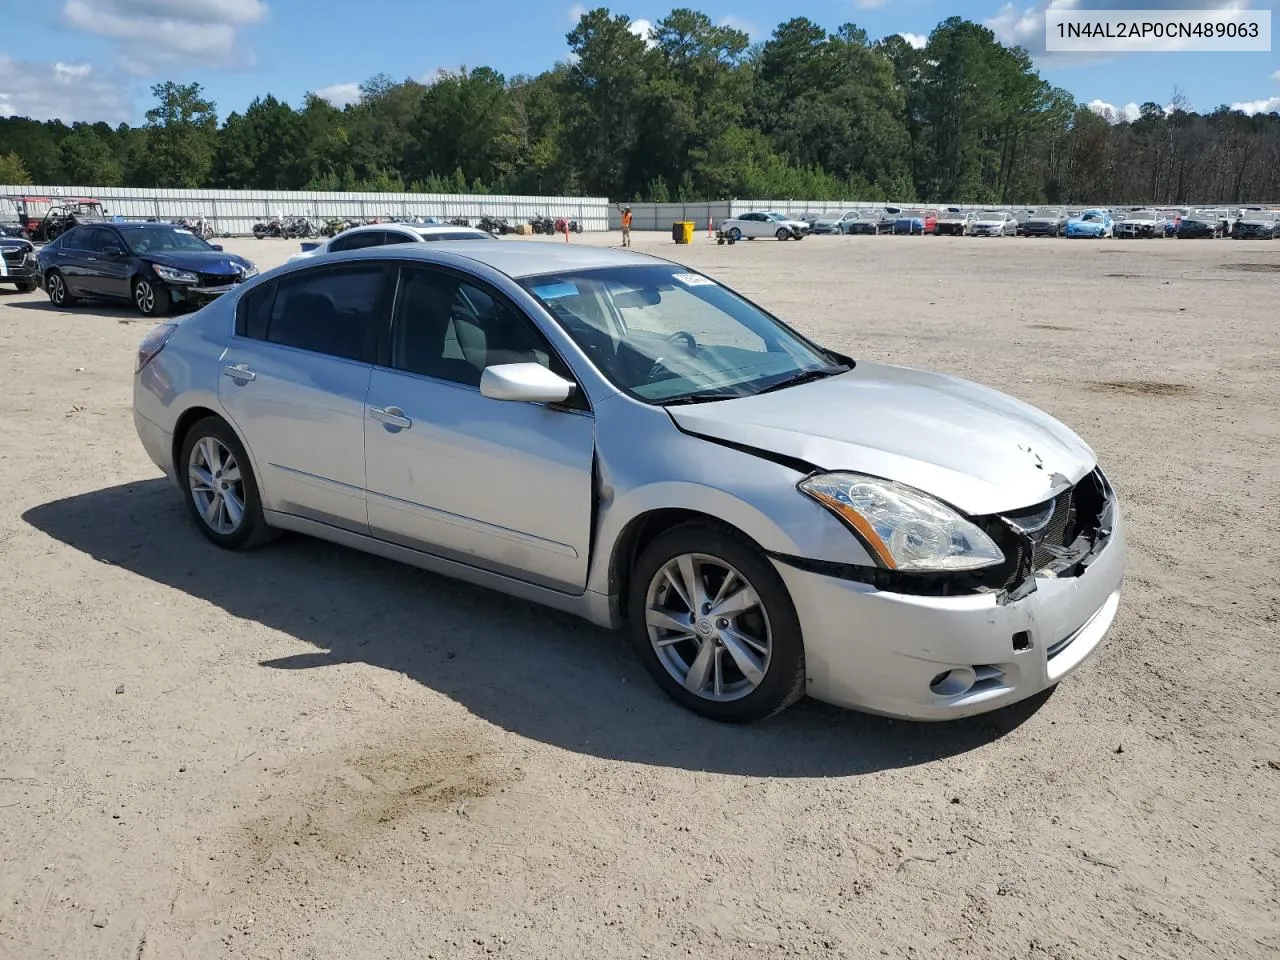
[[719, 212, 810, 242], [970, 211, 1017, 237], [936, 209, 977, 236], [289, 223, 496, 262], [1114, 210, 1167, 239]]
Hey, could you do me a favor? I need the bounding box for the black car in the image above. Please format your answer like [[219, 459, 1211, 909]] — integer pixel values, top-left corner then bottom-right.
[[1176, 211, 1225, 239], [0, 237, 39, 292], [36, 222, 259, 316], [1022, 209, 1069, 237], [1230, 213, 1278, 239]]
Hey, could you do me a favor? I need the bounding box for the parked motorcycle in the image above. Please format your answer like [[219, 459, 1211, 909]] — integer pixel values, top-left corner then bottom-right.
[[529, 214, 554, 234], [478, 216, 512, 235], [252, 218, 285, 239], [448, 217, 471, 227], [554, 216, 584, 235]]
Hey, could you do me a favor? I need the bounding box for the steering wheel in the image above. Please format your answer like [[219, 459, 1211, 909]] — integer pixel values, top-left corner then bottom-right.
[[665, 330, 698, 352], [645, 331, 699, 384]]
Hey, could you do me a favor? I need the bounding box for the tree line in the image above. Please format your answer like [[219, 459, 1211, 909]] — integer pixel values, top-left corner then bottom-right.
[[2, 9, 1279, 205]]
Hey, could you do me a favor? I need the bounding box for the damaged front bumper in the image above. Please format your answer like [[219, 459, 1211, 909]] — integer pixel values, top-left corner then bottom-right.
[[771, 470, 1126, 720]]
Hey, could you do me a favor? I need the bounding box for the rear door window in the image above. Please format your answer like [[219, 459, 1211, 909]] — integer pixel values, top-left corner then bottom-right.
[[261, 264, 388, 362]]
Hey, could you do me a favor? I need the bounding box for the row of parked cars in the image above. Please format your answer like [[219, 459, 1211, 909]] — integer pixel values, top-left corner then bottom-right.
[[784, 205, 1280, 239]]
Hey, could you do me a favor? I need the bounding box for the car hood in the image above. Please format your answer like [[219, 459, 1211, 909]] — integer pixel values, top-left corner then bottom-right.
[[1027, 217, 1062, 224], [1068, 220, 1105, 230], [1238, 218, 1275, 226], [668, 361, 1097, 516], [972, 219, 1007, 227], [142, 250, 251, 273]]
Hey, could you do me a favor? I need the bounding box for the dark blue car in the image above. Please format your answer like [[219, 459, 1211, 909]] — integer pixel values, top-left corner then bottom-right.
[[36, 222, 258, 317]]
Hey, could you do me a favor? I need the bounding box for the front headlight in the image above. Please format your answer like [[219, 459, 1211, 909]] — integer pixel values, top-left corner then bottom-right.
[[152, 264, 198, 284], [239, 262, 258, 278], [798, 473, 1005, 571]]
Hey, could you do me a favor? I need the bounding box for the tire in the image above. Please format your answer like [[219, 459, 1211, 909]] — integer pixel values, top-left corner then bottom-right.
[[775, 228, 790, 241], [727, 228, 741, 241], [627, 522, 806, 723], [45, 270, 78, 307], [133, 278, 171, 317], [179, 416, 273, 550], [16, 280, 36, 293]]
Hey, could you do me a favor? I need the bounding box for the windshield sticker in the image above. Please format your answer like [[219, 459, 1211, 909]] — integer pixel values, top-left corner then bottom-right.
[[672, 272, 714, 287], [530, 280, 578, 300]]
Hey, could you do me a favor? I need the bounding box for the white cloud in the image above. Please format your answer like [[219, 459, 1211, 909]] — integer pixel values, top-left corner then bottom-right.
[[1272, 68, 1280, 81], [854, 0, 889, 7], [0, 54, 133, 124], [1088, 98, 1141, 123], [568, 3, 584, 23], [312, 82, 362, 109], [899, 32, 927, 49], [629, 17, 656, 47], [1231, 96, 1280, 115], [60, 0, 267, 70]]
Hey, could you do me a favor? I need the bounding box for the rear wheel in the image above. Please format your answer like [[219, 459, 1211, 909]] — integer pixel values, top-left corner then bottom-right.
[[628, 522, 806, 723], [179, 417, 273, 550]]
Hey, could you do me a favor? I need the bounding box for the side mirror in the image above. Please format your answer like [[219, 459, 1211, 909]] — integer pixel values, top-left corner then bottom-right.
[[480, 363, 575, 404], [103, 244, 125, 257], [211, 243, 224, 251]]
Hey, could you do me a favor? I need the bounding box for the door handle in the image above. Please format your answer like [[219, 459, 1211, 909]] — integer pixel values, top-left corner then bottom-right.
[[370, 405, 412, 429], [222, 364, 256, 382]]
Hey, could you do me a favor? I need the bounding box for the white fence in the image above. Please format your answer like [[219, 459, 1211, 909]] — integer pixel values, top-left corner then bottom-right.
[[0, 185, 612, 236], [610, 198, 1280, 230]]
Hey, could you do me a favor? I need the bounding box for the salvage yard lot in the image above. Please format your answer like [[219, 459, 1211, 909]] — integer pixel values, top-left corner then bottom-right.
[[1, 232, 1277, 959]]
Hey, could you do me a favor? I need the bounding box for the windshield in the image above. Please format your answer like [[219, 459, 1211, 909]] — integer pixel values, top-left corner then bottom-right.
[[519, 265, 839, 404], [764, 212, 788, 221], [1079, 212, 1104, 222], [118, 225, 214, 254], [1128, 210, 1157, 220]]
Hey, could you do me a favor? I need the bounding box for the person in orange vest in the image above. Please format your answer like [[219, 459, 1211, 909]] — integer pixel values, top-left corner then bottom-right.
[[620, 204, 633, 247]]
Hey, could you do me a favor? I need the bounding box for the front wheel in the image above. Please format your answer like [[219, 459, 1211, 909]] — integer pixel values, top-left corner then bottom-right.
[[727, 227, 742, 241], [133, 278, 171, 317], [179, 417, 273, 550], [16, 280, 36, 293], [628, 522, 807, 723], [776, 228, 790, 241], [45, 270, 78, 307]]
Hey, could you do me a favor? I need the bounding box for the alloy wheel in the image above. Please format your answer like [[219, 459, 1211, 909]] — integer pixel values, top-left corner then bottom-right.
[[135, 281, 156, 315], [188, 436, 245, 536], [644, 553, 773, 703], [49, 274, 65, 305]]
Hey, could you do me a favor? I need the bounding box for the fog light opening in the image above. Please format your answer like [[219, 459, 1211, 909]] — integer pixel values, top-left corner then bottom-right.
[[930, 667, 977, 698]]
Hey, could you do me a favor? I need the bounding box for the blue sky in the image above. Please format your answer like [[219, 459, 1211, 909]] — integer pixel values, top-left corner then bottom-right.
[[1, 0, 1277, 125]]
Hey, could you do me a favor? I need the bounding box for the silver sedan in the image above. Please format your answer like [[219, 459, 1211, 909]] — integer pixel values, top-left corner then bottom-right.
[[133, 243, 1126, 723]]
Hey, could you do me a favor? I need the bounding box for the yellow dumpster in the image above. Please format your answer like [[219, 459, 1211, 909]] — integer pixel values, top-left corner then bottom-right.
[[672, 220, 695, 244]]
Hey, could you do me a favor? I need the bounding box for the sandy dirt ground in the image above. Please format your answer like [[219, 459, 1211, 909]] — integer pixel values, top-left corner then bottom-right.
[[1, 229, 1278, 960]]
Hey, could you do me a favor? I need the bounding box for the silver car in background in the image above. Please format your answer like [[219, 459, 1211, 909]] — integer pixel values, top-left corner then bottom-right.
[[133, 243, 1125, 723]]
